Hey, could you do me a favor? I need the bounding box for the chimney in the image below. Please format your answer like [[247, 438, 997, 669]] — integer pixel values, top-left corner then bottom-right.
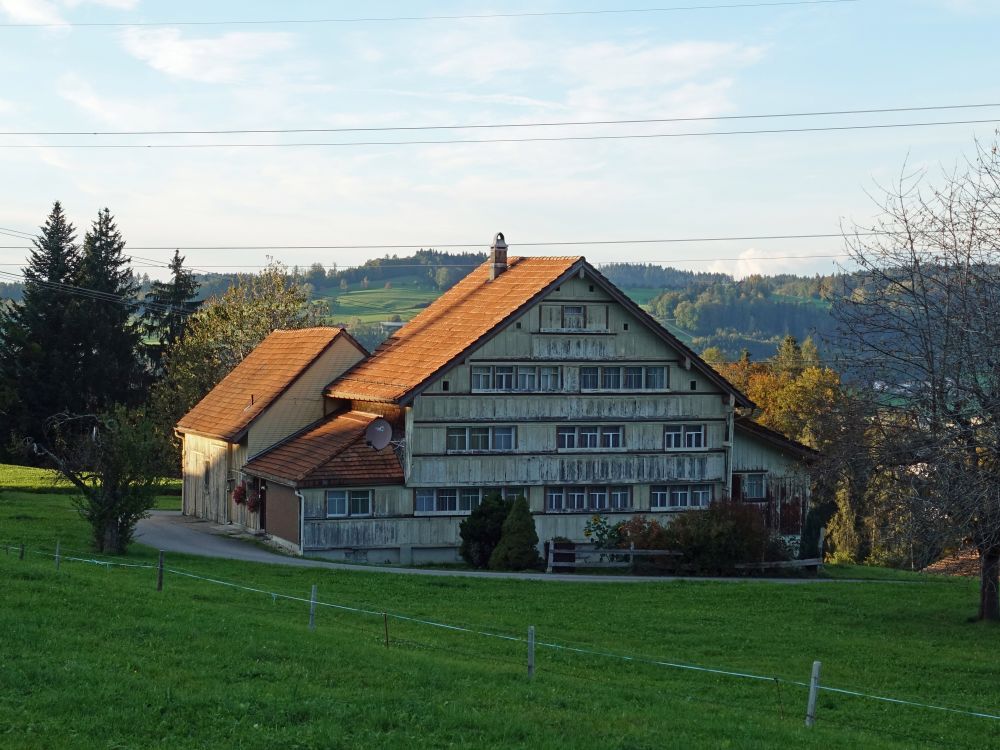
[[489, 232, 508, 280]]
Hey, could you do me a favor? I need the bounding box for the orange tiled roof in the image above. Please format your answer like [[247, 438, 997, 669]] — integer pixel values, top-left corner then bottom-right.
[[326, 256, 582, 403], [177, 327, 352, 441], [242, 410, 403, 488]]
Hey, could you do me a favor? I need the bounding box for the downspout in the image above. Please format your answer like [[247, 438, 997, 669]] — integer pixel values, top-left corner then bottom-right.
[[295, 489, 305, 556]]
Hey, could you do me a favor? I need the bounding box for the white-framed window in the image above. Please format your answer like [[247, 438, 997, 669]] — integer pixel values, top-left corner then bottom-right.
[[471, 365, 562, 393], [557, 425, 624, 450], [664, 425, 683, 449], [623, 366, 644, 389], [651, 484, 713, 510], [563, 305, 586, 329], [645, 366, 667, 390], [578, 365, 669, 391], [471, 366, 492, 391], [539, 366, 561, 391], [446, 426, 517, 453], [684, 425, 706, 449], [516, 366, 537, 391], [664, 424, 708, 451], [326, 489, 373, 517], [545, 485, 632, 512], [416, 486, 525, 514], [600, 426, 623, 448], [494, 366, 515, 390], [741, 473, 767, 499]]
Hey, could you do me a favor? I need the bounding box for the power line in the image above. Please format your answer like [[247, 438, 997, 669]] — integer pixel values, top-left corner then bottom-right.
[[0, 1, 860, 28], [5, 102, 996, 137], [3, 118, 996, 149], [0, 232, 877, 251]]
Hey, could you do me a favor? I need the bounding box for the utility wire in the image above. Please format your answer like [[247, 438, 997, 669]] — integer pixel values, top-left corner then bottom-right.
[[0, 232, 881, 250], [5, 102, 995, 137], [0, 1, 861, 28], [3, 118, 996, 148]]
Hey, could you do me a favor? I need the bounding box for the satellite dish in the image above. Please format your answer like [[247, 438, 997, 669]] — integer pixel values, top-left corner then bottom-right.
[[365, 418, 392, 450]]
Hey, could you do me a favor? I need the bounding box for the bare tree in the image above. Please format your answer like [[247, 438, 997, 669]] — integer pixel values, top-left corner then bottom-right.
[[833, 142, 1000, 620]]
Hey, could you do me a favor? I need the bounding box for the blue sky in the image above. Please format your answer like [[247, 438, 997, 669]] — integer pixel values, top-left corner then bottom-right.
[[1, 0, 998, 279]]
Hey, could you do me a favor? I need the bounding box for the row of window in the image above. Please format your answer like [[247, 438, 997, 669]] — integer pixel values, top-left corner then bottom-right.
[[326, 476, 765, 517], [415, 486, 526, 514], [443, 424, 709, 453], [468, 365, 669, 393]]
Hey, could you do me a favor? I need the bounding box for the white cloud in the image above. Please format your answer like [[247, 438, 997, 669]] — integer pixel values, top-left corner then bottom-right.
[[561, 40, 765, 93], [708, 248, 819, 280], [120, 28, 296, 83], [56, 72, 174, 128], [0, 0, 65, 24]]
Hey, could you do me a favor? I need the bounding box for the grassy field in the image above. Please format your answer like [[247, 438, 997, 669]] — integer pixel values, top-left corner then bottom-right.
[[0, 463, 181, 510], [1, 488, 998, 749], [324, 283, 669, 324]]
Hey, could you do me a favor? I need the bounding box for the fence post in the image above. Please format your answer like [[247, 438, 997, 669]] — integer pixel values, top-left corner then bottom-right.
[[55, 540, 61, 571], [309, 584, 318, 631], [156, 550, 164, 591], [19, 543, 24, 560], [629, 542, 635, 573], [383, 612, 390, 649], [805, 660, 822, 727], [546, 541, 553, 574], [527, 625, 536, 678]]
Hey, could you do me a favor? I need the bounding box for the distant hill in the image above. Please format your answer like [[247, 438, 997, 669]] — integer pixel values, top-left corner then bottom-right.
[[0, 250, 847, 360]]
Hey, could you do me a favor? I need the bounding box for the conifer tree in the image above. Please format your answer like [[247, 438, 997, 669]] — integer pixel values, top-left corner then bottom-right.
[[488, 497, 541, 571], [0, 202, 83, 443], [76, 207, 143, 410], [141, 249, 200, 370]]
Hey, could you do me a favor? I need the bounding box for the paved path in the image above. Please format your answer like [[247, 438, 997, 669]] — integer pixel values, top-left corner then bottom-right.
[[136, 510, 838, 584]]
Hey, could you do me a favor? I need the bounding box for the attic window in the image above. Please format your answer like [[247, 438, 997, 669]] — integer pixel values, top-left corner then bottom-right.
[[588, 285, 594, 292], [623, 323, 629, 331], [442, 380, 450, 392], [516, 321, 522, 329], [690, 380, 697, 391], [555, 286, 561, 291]]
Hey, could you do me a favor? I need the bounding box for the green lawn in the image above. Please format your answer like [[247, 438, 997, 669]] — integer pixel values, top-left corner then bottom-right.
[[0, 463, 181, 510], [328, 283, 441, 323], [1, 489, 998, 749]]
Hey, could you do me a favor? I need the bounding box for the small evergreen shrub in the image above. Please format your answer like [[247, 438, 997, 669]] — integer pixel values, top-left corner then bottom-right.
[[458, 492, 511, 568], [489, 497, 541, 571]]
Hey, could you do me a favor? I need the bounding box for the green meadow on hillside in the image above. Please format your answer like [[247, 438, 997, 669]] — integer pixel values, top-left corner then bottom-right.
[[1, 482, 997, 749]]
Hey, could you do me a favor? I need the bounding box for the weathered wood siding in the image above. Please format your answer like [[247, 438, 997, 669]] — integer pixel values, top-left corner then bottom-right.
[[732, 431, 806, 477], [248, 337, 366, 456], [181, 433, 230, 523], [265, 481, 300, 546], [410, 271, 731, 498]]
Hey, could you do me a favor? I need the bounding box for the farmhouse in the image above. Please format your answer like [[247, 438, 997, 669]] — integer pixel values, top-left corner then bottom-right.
[[178, 234, 815, 562]]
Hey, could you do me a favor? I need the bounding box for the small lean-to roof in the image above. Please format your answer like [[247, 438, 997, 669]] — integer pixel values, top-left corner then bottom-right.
[[326, 255, 582, 403], [177, 327, 359, 442], [242, 410, 403, 488], [735, 417, 819, 460]]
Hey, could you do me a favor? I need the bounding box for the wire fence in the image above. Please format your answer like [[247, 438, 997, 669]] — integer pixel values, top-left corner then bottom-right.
[[3, 539, 999, 747]]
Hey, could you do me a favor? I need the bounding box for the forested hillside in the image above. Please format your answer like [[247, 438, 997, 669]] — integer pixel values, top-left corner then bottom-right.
[[0, 250, 844, 359]]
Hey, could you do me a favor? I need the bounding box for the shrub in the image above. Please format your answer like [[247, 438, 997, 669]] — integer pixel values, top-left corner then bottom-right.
[[489, 497, 541, 571], [459, 492, 511, 568], [663, 500, 789, 574], [583, 514, 625, 548]]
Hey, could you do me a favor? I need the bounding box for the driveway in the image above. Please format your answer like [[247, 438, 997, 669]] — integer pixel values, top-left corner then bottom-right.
[[136, 510, 834, 584]]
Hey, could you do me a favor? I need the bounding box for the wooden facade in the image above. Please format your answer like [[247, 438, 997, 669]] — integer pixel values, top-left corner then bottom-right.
[[269, 270, 814, 562], [179, 332, 365, 532]]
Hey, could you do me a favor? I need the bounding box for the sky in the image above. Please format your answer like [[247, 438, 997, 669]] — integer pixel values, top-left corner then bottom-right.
[[0, 0, 998, 280]]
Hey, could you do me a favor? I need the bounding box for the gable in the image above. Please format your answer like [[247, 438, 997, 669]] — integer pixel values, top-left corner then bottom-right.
[[177, 327, 363, 442], [325, 255, 751, 407]]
